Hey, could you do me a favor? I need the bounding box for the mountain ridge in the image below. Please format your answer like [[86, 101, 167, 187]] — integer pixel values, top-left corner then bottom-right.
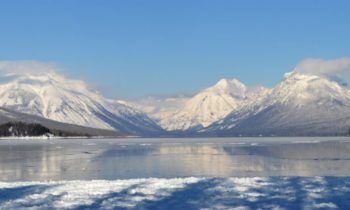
[[0, 107, 122, 137], [2, 61, 350, 137], [204, 72, 350, 136], [0, 67, 164, 136]]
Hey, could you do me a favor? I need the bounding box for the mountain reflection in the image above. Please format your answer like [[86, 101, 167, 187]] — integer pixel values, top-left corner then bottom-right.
[[222, 142, 350, 176], [0, 141, 100, 181], [1, 138, 350, 181]]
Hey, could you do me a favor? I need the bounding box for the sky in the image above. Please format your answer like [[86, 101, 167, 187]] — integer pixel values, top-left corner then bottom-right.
[[0, 0, 350, 98]]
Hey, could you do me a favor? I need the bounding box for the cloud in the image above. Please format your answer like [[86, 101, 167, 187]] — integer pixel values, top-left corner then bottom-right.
[[295, 58, 350, 76], [0, 60, 62, 76], [0, 60, 96, 92]]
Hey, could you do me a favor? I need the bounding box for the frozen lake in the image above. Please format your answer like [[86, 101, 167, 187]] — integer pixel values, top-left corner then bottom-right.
[[1, 137, 350, 181], [1, 137, 350, 209]]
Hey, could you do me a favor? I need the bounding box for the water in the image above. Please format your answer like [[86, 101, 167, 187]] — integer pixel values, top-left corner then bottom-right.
[[2, 137, 350, 209], [1, 137, 350, 181]]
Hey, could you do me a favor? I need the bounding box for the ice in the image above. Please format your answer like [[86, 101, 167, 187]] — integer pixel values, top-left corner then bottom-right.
[[0, 177, 349, 209]]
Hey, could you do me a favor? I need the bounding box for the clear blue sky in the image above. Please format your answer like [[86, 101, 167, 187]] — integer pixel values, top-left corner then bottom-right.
[[0, 0, 349, 98]]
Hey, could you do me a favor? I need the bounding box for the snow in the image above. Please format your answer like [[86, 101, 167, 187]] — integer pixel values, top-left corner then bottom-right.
[[144, 79, 256, 131], [126, 69, 350, 135], [126, 79, 271, 131], [120, 95, 189, 122], [2, 61, 350, 136], [0, 135, 54, 140], [0, 177, 349, 209], [0, 62, 162, 135], [206, 71, 350, 135]]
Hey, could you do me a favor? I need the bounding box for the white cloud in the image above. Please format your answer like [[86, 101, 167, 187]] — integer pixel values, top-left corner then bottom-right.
[[0, 60, 97, 93], [0, 60, 62, 76], [295, 58, 350, 76]]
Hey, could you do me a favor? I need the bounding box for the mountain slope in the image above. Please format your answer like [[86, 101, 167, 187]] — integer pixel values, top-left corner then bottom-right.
[[0, 107, 121, 136], [207, 72, 350, 136], [119, 95, 189, 123], [125, 79, 270, 132], [0, 67, 163, 136], [157, 79, 249, 131]]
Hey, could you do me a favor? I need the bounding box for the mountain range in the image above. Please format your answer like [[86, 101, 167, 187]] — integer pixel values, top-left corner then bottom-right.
[[205, 72, 350, 136], [127, 71, 350, 136], [1, 63, 350, 137], [0, 70, 163, 137]]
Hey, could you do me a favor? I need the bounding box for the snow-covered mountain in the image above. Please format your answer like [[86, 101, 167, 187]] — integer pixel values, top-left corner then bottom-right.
[[125, 79, 270, 131], [152, 79, 253, 131], [3, 60, 350, 136], [0, 65, 163, 136], [0, 107, 121, 137], [207, 72, 350, 136], [119, 95, 189, 123]]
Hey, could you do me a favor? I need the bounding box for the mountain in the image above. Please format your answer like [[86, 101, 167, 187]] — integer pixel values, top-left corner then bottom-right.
[[154, 79, 250, 131], [0, 70, 164, 136], [119, 95, 189, 123], [3, 61, 350, 137], [0, 107, 121, 137], [206, 72, 350, 136], [126, 79, 270, 132]]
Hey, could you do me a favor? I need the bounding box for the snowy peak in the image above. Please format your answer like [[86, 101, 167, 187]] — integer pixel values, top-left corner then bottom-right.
[[0, 61, 163, 136], [282, 71, 348, 88], [128, 78, 269, 131], [273, 71, 350, 105], [156, 79, 254, 131], [120, 95, 189, 121], [207, 70, 350, 136], [209, 78, 247, 99], [282, 71, 325, 84], [0, 74, 105, 128]]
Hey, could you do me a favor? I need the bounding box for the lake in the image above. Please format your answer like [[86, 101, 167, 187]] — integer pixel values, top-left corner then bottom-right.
[[1, 137, 350, 209], [1, 137, 350, 181]]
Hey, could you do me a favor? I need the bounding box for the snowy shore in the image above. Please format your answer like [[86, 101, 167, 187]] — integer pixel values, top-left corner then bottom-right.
[[1, 177, 349, 209]]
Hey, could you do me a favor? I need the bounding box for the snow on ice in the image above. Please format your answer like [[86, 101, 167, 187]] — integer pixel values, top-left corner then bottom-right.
[[1, 177, 350, 209]]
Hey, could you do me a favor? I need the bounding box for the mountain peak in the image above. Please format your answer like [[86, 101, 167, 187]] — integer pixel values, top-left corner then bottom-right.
[[284, 71, 350, 88], [215, 78, 244, 87], [206, 71, 350, 136], [210, 78, 247, 99], [283, 71, 320, 81], [155, 78, 252, 130], [215, 78, 231, 88], [0, 66, 163, 136], [279, 71, 350, 93]]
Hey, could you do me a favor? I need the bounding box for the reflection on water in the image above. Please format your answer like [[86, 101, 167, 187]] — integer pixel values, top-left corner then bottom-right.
[[1, 137, 350, 181]]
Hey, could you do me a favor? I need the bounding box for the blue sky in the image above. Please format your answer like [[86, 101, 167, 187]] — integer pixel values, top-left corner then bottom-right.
[[0, 0, 349, 98]]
